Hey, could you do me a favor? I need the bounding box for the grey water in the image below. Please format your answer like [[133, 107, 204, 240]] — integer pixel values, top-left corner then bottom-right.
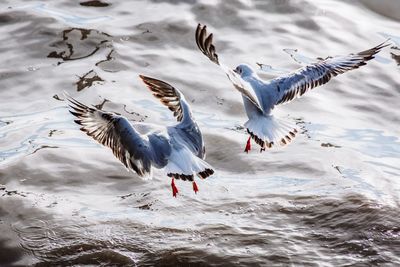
[[0, 0, 399, 266]]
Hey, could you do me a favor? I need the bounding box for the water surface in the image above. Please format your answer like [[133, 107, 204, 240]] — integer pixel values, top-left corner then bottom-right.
[[0, 0, 399, 266]]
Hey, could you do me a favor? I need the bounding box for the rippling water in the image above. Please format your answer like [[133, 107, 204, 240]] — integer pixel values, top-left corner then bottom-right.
[[1, 0, 399, 266]]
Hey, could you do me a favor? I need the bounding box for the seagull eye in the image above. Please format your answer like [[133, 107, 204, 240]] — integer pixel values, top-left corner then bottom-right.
[[237, 67, 242, 74]]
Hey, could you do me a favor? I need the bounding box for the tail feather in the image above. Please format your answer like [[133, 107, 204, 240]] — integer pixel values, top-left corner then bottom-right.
[[245, 115, 297, 149], [165, 148, 214, 181]]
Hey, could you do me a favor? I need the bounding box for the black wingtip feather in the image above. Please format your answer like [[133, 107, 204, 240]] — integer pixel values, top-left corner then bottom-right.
[[197, 168, 214, 179], [139, 75, 185, 122], [195, 23, 220, 65], [69, 111, 82, 117]]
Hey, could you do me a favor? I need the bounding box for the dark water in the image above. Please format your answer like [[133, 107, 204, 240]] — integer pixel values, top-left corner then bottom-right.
[[1, 0, 400, 266]]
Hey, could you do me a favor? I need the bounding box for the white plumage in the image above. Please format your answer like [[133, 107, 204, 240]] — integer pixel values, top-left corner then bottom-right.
[[66, 75, 214, 197], [195, 23, 389, 152]]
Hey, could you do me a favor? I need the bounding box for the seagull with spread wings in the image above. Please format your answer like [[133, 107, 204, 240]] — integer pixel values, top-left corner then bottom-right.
[[195, 24, 389, 152], [66, 75, 214, 197]]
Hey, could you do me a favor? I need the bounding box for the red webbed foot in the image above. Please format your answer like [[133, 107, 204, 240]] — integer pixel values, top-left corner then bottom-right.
[[192, 181, 199, 194], [171, 178, 179, 197], [244, 136, 251, 153]]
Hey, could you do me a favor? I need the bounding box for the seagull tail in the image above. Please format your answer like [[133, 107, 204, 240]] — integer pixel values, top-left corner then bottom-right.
[[195, 157, 214, 179], [165, 148, 214, 181], [244, 115, 298, 149]]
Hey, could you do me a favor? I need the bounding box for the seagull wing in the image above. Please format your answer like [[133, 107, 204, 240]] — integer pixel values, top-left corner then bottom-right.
[[139, 75, 192, 124], [273, 41, 389, 106], [66, 95, 171, 177], [195, 23, 263, 113], [139, 75, 205, 159]]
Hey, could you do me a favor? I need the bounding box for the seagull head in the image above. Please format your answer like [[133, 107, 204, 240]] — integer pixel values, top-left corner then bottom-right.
[[233, 64, 255, 78]]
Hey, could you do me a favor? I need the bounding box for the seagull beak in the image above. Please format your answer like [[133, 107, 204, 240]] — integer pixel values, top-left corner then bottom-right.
[[233, 69, 239, 74]]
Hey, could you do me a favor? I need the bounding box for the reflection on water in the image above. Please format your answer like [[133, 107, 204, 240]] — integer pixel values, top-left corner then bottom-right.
[[7, 193, 400, 266], [80, 1, 110, 8], [47, 27, 111, 62], [1, 0, 400, 266], [47, 27, 126, 91], [76, 69, 104, 91], [95, 49, 126, 72], [379, 32, 400, 66], [391, 52, 400, 66], [94, 98, 109, 110], [31, 3, 111, 25]]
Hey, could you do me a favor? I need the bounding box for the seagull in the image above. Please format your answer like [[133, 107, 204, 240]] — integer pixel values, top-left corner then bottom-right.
[[66, 75, 214, 197], [195, 23, 389, 153]]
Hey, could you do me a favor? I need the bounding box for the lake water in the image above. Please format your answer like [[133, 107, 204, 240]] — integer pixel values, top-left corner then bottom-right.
[[0, 0, 399, 266]]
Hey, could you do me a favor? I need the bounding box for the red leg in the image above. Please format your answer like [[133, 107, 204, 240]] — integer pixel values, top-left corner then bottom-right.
[[171, 178, 178, 197], [244, 136, 251, 153], [192, 181, 199, 194]]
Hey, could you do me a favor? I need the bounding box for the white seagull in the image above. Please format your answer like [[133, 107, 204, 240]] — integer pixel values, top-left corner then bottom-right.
[[195, 24, 389, 152], [66, 75, 214, 197]]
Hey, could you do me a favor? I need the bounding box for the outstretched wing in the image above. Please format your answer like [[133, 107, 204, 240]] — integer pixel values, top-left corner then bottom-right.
[[274, 41, 389, 106], [140, 75, 193, 124], [195, 23, 263, 113], [66, 95, 170, 177], [140, 76, 206, 159]]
